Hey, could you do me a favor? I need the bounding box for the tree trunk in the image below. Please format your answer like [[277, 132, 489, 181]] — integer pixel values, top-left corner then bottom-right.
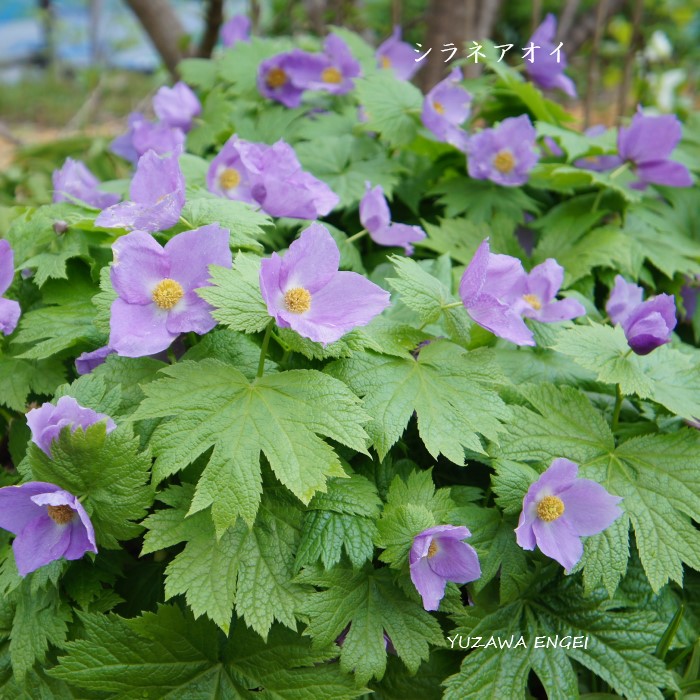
[[564, 0, 626, 55], [123, 0, 191, 78], [198, 0, 224, 58]]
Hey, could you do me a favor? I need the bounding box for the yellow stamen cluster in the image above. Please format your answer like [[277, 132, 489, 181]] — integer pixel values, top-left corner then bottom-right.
[[433, 101, 445, 115], [266, 67, 288, 89], [427, 540, 439, 558], [219, 168, 241, 191], [522, 293, 542, 310], [493, 150, 516, 174], [380, 56, 392, 69], [152, 278, 184, 310], [284, 287, 312, 314], [322, 67, 343, 84], [536, 495, 565, 523], [47, 504, 75, 525]]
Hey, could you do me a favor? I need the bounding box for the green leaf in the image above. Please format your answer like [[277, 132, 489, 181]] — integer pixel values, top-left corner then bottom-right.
[[24, 423, 153, 547], [297, 563, 444, 684], [355, 72, 423, 146], [328, 341, 508, 463], [142, 485, 306, 636], [132, 359, 369, 532], [0, 355, 66, 412], [296, 474, 382, 570], [197, 253, 270, 334], [50, 605, 363, 698]]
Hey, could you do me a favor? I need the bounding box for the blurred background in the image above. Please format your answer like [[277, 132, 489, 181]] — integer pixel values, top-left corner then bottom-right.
[[0, 0, 698, 200]]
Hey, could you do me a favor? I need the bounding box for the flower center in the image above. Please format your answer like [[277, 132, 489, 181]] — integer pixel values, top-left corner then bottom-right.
[[427, 540, 439, 558], [536, 495, 565, 523], [152, 278, 184, 310], [47, 504, 75, 525], [266, 67, 288, 89], [219, 168, 241, 190], [433, 101, 445, 115], [380, 56, 391, 69], [522, 293, 542, 310], [284, 287, 311, 314], [493, 150, 516, 174], [322, 67, 343, 84]]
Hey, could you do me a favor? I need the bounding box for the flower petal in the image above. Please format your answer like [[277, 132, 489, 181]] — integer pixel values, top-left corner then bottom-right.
[[279, 224, 340, 293], [108, 298, 177, 357], [429, 538, 481, 583], [0, 297, 21, 336], [13, 514, 71, 576], [0, 483, 57, 535], [409, 556, 447, 611], [635, 160, 692, 188], [532, 517, 583, 570], [559, 479, 623, 536], [166, 291, 217, 335], [0, 239, 14, 294], [111, 230, 169, 305]]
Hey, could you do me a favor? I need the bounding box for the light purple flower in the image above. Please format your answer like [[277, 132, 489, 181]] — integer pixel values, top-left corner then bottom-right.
[[257, 50, 328, 108], [0, 482, 97, 576], [96, 151, 186, 233], [524, 14, 577, 98], [606, 275, 677, 355], [459, 240, 583, 345], [571, 125, 622, 172], [376, 26, 421, 81], [153, 82, 201, 132], [359, 183, 426, 255], [206, 135, 259, 204], [421, 68, 471, 150], [110, 112, 185, 165], [221, 15, 251, 47], [52, 158, 120, 209], [315, 34, 361, 95], [680, 279, 698, 323], [466, 115, 539, 187], [75, 345, 114, 375], [515, 458, 622, 570], [617, 108, 692, 188], [109, 225, 232, 357], [0, 239, 21, 336], [26, 396, 116, 457], [259, 223, 390, 345], [409, 524, 481, 611]]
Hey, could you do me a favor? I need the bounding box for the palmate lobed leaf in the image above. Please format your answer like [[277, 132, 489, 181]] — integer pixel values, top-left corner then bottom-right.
[[131, 359, 370, 533]]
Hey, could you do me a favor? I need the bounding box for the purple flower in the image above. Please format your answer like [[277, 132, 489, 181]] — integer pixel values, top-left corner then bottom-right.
[[109, 225, 232, 357], [421, 68, 471, 150], [459, 240, 584, 345], [0, 482, 97, 576], [574, 126, 622, 172], [681, 279, 698, 323], [75, 345, 114, 375], [153, 82, 201, 132], [221, 15, 251, 47], [0, 239, 21, 336], [359, 183, 426, 255], [524, 14, 577, 97], [617, 108, 692, 188], [313, 34, 362, 95], [206, 135, 260, 204], [26, 396, 116, 457], [110, 112, 185, 165], [52, 158, 120, 209], [96, 151, 186, 233], [466, 115, 539, 187], [259, 223, 390, 345], [376, 26, 421, 81], [515, 458, 622, 570], [409, 524, 481, 611], [257, 50, 328, 108], [606, 275, 677, 355]]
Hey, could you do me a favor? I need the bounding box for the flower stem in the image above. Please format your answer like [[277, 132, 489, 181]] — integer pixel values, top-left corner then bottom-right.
[[179, 215, 194, 229], [257, 320, 274, 379], [611, 384, 623, 431], [591, 189, 604, 212], [442, 301, 463, 309], [610, 161, 631, 180], [345, 229, 368, 244]]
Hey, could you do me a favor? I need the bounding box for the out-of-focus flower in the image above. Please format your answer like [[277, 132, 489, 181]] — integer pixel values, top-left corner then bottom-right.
[[109, 226, 232, 357], [221, 15, 251, 48], [26, 396, 116, 457], [359, 183, 426, 255], [0, 240, 21, 336], [617, 108, 692, 188], [75, 346, 114, 375], [606, 275, 677, 355], [573, 125, 622, 172], [110, 112, 185, 164], [0, 482, 98, 576], [153, 82, 201, 132], [376, 26, 422, 81], [515, 458, 622, 570], [96, 151, 186, 232], [206, 135, 259, 204], [257, 50, 328, 108], [259, 223, 390, 345], [421, 67, 471, 150], [314, 34, 362, 95], [644, 30, 672, 63], [409, 524, 481, 611], [466, 115, 539, 187], [52, 159, 120, 209], [524, 14, 577, 97]]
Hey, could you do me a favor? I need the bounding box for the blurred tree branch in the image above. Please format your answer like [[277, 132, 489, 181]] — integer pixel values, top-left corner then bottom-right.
[[198, 0, 224, 58]]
